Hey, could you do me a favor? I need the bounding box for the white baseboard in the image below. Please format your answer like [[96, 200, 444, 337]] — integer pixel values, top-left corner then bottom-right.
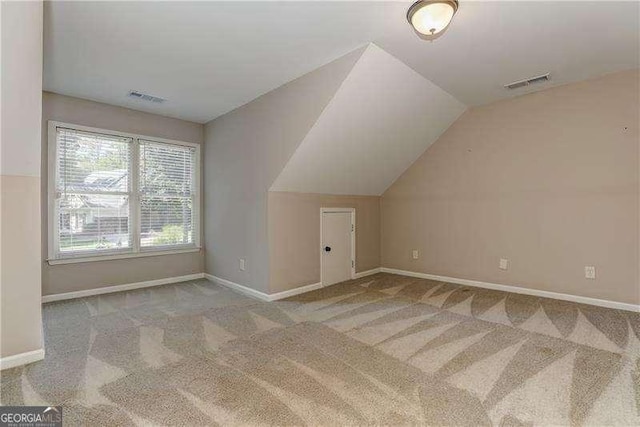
[[269, 282, 323, 300], [204, 274, 322, 302], [0, 348, 45, 370], [205, 274, 270, 301], [353, 268, 382, 279], [381, 267, 640, 313], [42, 273, 205, 303]]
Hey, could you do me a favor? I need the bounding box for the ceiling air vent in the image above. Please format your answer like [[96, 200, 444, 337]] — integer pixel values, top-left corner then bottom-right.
[[504, 73, 550, 90], [128, 90, 166, 103]]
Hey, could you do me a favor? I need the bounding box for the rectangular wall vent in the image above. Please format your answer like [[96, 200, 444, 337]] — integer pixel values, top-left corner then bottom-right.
[[504, 73, 550, 90], [128, 90, 166, 103]]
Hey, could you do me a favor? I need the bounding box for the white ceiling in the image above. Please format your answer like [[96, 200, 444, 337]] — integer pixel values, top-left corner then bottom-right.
[[44, 1, 639, 123], [271, 44, 466, 195]]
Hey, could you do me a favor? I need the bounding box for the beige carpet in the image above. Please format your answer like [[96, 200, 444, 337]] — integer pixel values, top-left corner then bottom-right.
[[1, 273, 639, 426]]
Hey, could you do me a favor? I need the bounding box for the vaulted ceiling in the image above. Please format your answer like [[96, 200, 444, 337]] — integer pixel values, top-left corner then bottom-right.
[[44, 1, 639, 123], [271, 44, 465, 196]]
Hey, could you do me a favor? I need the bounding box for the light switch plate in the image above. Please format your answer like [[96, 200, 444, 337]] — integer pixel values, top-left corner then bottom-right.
[[412, 250, 419, 260], [239, 258, 246, 271], [499, 258, 509, 270]]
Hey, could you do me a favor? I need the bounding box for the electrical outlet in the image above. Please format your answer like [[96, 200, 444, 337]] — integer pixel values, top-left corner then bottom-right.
[[585, 266, 596, 279], [499, 258, 509, 270], [412, 250, 419, 260], [239, 258, 246, 271]]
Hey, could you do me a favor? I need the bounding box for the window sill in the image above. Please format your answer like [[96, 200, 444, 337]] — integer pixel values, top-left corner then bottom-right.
[[47, 247, 201, 265]]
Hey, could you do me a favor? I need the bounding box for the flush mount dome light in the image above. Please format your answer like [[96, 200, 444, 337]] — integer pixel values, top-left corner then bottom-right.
[[407, 0, 459, 37]]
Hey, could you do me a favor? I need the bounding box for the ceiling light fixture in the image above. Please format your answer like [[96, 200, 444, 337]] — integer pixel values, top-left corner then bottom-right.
[[407, 0, 459, 38]]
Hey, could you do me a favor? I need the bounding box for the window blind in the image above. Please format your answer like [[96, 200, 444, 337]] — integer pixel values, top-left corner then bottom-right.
[[139, 140, 196, 248], [50, 123, 200, 261], [55, 127, 133, 254]]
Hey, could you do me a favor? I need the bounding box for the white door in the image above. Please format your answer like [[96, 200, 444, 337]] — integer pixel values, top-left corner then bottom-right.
[[321, 211, 353, 287]]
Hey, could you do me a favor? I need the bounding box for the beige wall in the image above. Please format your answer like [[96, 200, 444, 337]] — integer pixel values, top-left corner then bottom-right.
[[1, 1, 44, 359], [382, 69, 640, 305], [204, 48, 364, 293], [41, 92, 205, 296], [268, 191, 380, 292]]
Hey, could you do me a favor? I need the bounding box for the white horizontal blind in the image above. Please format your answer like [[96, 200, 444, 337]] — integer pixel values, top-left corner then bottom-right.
[[139, 140, 196, 248], [55, 127, 133, 255]]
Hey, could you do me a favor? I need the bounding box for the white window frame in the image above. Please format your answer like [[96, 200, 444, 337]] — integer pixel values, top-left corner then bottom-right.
[[47, 121, 201, 265]]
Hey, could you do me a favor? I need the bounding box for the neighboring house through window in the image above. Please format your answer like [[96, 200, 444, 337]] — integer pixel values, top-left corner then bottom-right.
[[48, 122, 200, 263]]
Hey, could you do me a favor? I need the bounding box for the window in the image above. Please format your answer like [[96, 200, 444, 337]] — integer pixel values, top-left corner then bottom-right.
[[54, 128, 132, 255], [48, 122, 200, 263], [139, 140, 196, 248]]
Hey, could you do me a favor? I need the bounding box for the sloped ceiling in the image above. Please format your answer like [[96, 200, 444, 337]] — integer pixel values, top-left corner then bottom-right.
[[270, 44, 466, 196]]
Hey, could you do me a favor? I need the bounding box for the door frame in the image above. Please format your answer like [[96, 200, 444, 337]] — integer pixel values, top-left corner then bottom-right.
[[320, 207, 356, 287]]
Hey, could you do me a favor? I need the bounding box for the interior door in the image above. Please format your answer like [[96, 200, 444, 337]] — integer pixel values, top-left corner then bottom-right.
[[321, 211, 352, 287]]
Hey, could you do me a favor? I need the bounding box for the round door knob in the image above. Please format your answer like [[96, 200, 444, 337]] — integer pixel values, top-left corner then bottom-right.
[[324, 246, 331, 252]]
